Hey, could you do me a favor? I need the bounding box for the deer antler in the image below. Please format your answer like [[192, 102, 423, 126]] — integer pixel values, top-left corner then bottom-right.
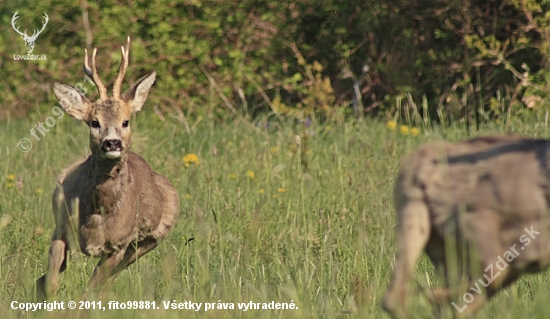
[[84, 48, 108, 100], [113, 36, 131, 99], [30, 13, 49, 40], [11, 12, 49, 40], [11, 12, 49, 54], [11, 11, 27, 38]]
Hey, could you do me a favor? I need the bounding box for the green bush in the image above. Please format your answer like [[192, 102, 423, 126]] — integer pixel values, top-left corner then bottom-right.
[[3, 0, 550, 122]]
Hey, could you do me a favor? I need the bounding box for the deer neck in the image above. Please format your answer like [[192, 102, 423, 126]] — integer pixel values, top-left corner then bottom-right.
[[89, 152, 129, 180]]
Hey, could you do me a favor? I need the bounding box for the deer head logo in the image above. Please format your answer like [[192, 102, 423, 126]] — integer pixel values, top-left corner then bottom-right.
[[11, 11, 49, 54]]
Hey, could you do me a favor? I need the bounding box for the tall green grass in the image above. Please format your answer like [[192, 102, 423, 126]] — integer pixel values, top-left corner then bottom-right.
[[2, 110, 550, 318]]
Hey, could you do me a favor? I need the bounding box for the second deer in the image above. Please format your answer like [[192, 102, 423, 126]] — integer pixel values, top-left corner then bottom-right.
[[384, 135, 550, 317]]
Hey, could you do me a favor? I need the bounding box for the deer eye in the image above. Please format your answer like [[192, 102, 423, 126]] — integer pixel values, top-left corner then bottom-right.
[[91, 120, 100, 128], [122, 120, 129, 128]]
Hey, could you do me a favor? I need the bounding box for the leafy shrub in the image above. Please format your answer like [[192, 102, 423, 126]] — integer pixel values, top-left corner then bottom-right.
[[3, 0, 550, 122]]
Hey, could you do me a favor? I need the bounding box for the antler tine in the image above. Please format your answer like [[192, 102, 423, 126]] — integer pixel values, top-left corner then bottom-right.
[[11, 11, 26, 37], [83, 47, 108, 100], [113, 36, 131, 99]]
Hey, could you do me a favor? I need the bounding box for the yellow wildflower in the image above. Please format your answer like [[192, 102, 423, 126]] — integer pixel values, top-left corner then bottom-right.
[[34, 226, 44, 237], [7, 174, 15, 181], [258, 189, 265, 194], [245, 171, 255, 179], [399, 125, 410, 135], [228, 174, 237, 179], [270, 147, 279, 155], [386, 120, 397, 130], [410, 127, 420, 136], [183, 194, 192, 199], [183, 153, 200, 167], [6, 183, 14, 188], [36, 188, 43, 194], [277, 188, 287, 193]]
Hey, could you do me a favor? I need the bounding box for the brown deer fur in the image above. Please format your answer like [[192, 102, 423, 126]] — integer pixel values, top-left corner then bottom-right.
[[36, 37, 179, 298], [384, 135, 550, 317]]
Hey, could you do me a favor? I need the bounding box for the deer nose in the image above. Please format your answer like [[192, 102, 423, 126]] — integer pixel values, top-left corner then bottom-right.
[[102, 139, 123, 152]]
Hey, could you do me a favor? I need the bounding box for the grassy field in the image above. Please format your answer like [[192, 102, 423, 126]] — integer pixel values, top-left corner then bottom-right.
[[3, 109, 550, 319]]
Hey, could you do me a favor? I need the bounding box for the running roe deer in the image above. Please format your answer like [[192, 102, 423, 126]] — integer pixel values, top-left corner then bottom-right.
[[36, 37, 179, 298], [383, 135, 550, 317]]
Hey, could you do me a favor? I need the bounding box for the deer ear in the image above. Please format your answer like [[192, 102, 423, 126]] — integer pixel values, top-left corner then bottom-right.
[[53, 82, 92, 121], [122, 71, 156, 113]]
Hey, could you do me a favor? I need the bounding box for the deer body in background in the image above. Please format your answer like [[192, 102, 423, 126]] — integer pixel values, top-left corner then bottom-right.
[[384, 135, 550, 317], [36, 37, 179, 298]]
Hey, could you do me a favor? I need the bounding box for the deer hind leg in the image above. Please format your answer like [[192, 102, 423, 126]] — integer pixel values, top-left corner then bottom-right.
[[36, 239, 68, 300], [118, 236, 159, 269], [445, 208, 509, 317], [85, 249, 126, 294], [86, 237, 158, 293], [383, 199, 431, 318]]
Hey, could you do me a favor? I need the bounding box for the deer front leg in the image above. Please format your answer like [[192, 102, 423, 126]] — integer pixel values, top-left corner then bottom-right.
[[36, 239, 67, 300], [383, 199, 431, 318]]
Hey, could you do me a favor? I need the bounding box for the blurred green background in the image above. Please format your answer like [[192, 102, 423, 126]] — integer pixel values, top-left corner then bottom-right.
[[3, 0, 550, 123]]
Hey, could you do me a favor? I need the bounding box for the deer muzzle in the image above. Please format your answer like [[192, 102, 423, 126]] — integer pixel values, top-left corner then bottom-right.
[[101, 139, 124, 159]]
